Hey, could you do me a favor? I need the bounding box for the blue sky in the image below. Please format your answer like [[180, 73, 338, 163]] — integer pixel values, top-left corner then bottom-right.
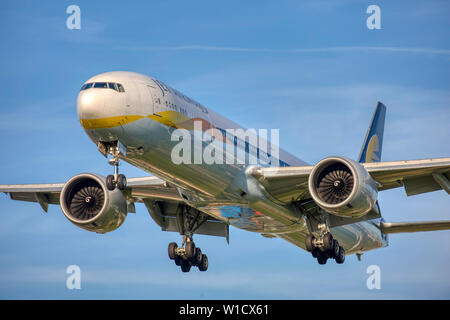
[[0, 0, 449, 299]]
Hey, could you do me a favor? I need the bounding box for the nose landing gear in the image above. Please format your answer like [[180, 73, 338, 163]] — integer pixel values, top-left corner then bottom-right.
[[105, 148, 127, 191]]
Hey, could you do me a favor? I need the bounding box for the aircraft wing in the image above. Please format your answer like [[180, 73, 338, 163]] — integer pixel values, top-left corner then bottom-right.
[[249, 166, 314, 203], [362, 158, 450, 195], [0, 176, 182, 210], [250, 157, 450, 203], [0, 176, 229, 239], [0, 183, 65, 210]]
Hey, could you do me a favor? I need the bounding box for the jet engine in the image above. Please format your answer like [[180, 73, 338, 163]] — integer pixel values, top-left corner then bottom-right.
[[60, 173, 127, 233], [308, 157, 378, 218]]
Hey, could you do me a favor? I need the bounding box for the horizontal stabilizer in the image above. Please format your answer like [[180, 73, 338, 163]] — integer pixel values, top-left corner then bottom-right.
[[379, 220, 450, 234]]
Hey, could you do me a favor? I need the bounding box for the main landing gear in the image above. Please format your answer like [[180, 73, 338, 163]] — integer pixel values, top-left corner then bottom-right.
[[167, 204, 210, 272], [168, 236, 208, 272], [305, 232, 345, 265], [105, 149, 127, 191]]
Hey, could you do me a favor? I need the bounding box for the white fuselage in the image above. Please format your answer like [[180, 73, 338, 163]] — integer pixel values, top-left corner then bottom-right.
[[77, 71, 388, 255]]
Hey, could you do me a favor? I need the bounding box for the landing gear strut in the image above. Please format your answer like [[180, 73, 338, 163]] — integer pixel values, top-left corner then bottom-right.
[[105, 147, 127, 191], [167, 205, 210, 272], [306, 231, 345, 265], [168, 236, 208, 272]]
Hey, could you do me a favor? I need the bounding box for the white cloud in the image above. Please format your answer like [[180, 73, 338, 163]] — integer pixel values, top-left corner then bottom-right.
[[123, 45, 450, 56]]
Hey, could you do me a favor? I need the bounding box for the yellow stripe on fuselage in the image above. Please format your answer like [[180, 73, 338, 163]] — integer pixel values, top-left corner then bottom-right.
[[79, 111, 193, 130], [80, 115, 145, 130]]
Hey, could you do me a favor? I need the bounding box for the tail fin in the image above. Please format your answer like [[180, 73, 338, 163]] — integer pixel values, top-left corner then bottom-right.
[[358, 102, 386, 163]]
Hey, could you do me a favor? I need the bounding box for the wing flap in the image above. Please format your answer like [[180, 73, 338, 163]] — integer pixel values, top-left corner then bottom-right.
[[403, 174, 442, 196], [8, 192, 60, 204], [162, 217, 229, 238], [143, 199, 229, 240]]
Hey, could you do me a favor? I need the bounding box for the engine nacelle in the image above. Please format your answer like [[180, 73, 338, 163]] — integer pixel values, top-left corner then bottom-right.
[[60, 173, 127, 233], [308, 157, 378, 218]]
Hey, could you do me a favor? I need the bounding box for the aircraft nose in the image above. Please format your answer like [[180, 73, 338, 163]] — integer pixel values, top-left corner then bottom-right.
[[77, 81, 129, 132], [77, 89, 105, 124]]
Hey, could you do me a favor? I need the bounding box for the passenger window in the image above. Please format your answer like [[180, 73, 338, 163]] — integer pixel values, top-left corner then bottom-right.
[[117, 83, 125, 92], [108, 83, 118, 91], [94, 82, 108, 88]]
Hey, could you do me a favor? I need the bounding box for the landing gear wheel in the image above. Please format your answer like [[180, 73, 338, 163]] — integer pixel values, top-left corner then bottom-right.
[[199, 254, 208, 272], [312, 247, 320, 258], [332, 239, 340, 258], [323, 233, 333, 251], [168, 207, 210, 272], [305, 234, 315, 252], [106, 175, 115, 191], [168, 242, 178, 260], [335, 246, 345, 264], [185, 241, 196, 260], [317, 253, 328, 265], [116, 174, 127, 190], [180, 259, 191, 272], [194, 247, 202, 266]]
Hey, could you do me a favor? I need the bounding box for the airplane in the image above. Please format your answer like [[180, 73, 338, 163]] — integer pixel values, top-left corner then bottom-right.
[[1, 71, 450, 272]]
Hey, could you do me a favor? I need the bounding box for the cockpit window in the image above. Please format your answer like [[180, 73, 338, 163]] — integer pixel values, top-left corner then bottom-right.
[[108, 82, 117, 91], [80, 83, 93, 90], [93, 82, 108, 88], [80, 82, 125, 92]]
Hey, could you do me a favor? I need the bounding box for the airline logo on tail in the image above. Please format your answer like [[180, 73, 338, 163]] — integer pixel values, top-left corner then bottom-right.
[[365, 134, 380, 162], [358, 102, 386, 163]]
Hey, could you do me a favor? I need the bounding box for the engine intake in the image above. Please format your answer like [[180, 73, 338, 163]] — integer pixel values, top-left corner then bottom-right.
[[60, 173, 127, 233], [308, 157, 378, 218]]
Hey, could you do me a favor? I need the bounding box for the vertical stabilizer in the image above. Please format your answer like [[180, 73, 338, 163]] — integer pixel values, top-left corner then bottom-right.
[[358, 102, 386, 163]]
